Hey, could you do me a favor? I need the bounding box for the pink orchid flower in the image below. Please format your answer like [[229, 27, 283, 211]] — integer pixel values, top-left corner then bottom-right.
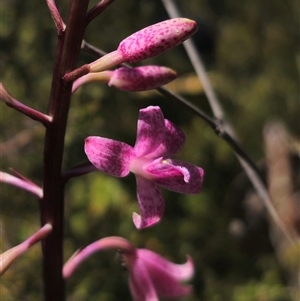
[[84, 106, 204, 229], [63, 236, 194, 301]]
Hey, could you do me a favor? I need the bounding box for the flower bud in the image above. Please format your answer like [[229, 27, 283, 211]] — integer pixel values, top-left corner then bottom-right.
[[89, 18, 198, 72], [118, 18, 198, 63], [108, 66, 177, 91]]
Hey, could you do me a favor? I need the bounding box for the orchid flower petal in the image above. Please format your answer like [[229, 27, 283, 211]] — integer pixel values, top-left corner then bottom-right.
[[84, 136, 134, 177], [146, 119, 186, 158], [129, 258, 159, 301], [133, 176, 164, 229], [133, 106, 165, 157], [155, 279, 192, 298], [136, 249, 193, 298], [145, 158, 204, 194], [137, 249, 194, 282]]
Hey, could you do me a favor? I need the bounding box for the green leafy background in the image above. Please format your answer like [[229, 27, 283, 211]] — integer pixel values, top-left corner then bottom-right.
[[1, 0, 299, 300]]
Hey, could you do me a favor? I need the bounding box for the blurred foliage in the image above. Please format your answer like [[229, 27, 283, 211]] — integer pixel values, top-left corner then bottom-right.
[[1, 0, 299, 300]]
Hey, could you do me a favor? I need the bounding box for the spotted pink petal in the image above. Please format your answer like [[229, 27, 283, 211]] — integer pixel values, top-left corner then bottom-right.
[[133, 106, 166, 157], [137, 249, 194, 282], [118, 18, 198, 63], [136, 249, 193, 298], [133, 176, 165, 229], [108, 66, 177, 92], [146, 119, 186, 159], [129, 258, 159, 301], [145, 158, 204, 194], [84, 136, 134, 177]]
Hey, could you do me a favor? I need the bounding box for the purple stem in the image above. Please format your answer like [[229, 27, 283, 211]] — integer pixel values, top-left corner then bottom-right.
[[40, 0, 90, 300]]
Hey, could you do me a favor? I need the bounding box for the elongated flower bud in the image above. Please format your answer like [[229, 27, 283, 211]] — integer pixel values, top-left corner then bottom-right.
[[108, 66, 177, 91], [89, 18, 198, 72], [119, 18, 198, 63]]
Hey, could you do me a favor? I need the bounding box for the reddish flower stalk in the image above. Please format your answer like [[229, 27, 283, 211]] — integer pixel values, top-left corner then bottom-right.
[[40, 0, 90, 300]]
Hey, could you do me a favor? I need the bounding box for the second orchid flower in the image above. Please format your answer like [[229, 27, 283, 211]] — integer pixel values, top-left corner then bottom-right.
[[85, 106, 204, 229]]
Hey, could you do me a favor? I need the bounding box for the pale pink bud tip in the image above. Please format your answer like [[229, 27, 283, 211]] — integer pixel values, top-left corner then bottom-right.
[[0, 82, 14, 104], [0, 224, 52, 276], [0, 245, 27, 276], [118, 18, 198, 63], [108, 66, 177, 91]]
